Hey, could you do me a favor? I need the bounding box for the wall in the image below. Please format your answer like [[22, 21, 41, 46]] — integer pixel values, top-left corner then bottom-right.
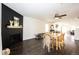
[[2, 4, 23, 49], [23, 16, 46, 40], [0, 3, 2, 55]]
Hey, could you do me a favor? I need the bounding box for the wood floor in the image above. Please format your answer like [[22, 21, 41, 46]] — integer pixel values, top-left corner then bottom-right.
[[9, 38, 79, 55]]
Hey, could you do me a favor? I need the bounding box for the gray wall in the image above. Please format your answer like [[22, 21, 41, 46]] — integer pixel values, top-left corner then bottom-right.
[[0, 3, 2, 55]]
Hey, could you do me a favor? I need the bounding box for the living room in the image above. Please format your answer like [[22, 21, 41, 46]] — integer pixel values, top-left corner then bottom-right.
[[0, 3, 79, 55]]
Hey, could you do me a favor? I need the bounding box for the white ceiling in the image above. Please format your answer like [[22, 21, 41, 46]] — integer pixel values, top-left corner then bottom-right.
[[4, 3, 79, 22]]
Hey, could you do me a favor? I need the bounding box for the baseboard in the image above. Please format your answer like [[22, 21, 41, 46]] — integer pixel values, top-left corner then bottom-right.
[[23, 37, 36, 41]]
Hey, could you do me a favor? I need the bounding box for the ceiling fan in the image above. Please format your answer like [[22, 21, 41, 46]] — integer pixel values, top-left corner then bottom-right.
[[54, 13, 67, 19]]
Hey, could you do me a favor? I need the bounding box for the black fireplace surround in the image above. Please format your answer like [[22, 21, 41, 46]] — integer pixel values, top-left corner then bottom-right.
[[1, 4, 23, 49]]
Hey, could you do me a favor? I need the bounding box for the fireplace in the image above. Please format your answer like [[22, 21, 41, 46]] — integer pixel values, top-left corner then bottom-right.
[[2, 4, 23, 49]]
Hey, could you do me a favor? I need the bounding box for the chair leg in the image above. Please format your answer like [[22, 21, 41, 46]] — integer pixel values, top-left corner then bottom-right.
[[59, 42, 64, 50], [52, 42, 54, 49], [62, 42, 64, 49], [43, 43, 45, 49], [56, 47, 58, 50], [56, 42, 58, 50], [48, 46, 50, 52], [59, 43, 61, 50]]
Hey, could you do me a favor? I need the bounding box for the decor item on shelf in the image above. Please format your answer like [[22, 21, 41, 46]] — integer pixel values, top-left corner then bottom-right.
[[9, 20, 13, 26], [14, 16, 19, 27], [14, 19, 19, 27], [7, 16, 22, 28]]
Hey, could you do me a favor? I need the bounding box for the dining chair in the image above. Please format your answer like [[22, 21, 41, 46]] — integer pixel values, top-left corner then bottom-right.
[[58, 33, 64, 50], [43, 33, 51, 52], [55, 33, 59, 50]]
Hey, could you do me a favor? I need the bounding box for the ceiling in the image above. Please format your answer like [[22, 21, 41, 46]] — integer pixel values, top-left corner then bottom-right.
[[4, 3, 79, 22]]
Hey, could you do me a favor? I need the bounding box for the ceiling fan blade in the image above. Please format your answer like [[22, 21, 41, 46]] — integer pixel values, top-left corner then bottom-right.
[[61, 14, 67, 17], [55, 14, 67, 18]]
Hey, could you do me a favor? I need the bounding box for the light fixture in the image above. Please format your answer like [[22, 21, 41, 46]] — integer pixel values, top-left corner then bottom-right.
[[54, 17, 60, 20]]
